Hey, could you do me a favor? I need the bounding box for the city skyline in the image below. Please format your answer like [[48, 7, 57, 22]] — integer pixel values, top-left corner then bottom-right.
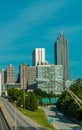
[[0, 0, 82, 80]]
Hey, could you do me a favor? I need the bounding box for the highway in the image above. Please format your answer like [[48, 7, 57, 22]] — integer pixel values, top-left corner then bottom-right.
[[42, 105, 82, 130], [0, 97, 45, 130], [0, 109, 9, 130]]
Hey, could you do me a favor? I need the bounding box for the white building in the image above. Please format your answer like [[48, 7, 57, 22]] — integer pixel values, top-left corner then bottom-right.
[[32, 48, 45, 66]]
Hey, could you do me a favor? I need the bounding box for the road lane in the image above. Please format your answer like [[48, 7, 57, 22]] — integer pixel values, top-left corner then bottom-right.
[[0, 109, 9, 130], [42, 105, 82, 130], [0, 97, 46, 130]]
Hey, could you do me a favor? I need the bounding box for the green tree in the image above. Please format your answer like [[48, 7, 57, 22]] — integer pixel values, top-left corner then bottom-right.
[[56, 79, 82, 121], [34, 88, 48, 97], [28, 92, 38, 111]]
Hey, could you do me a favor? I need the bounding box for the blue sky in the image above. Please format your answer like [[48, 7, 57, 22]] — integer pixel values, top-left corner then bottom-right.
[[0, 0, 82, 80]]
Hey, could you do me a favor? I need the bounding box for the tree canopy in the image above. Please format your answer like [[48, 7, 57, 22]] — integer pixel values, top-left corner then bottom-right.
[[56, 79, 82, 121], [7, 88, 38, 111]]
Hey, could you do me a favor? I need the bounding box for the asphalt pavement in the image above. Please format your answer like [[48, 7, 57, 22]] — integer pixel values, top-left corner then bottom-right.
[[0, 97, 46, 130], [41, 105, 82, 130], [0, 109, 9, 130]]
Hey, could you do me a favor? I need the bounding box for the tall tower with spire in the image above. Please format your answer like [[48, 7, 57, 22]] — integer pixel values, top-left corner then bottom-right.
[[55, 32, 70, 81]]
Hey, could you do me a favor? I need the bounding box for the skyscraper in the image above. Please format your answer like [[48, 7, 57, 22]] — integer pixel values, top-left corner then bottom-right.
[[55, 32, 70, 81], [32, 48, 45, 66]]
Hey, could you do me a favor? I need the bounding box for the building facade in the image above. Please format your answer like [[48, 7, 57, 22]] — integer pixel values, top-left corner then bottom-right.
[[27, 66, 36, 90], [19, 63, 36, 90], [65, 80, 74, 88], [6, 64, 15, 84], [55, 32, 70, 81], [1, 68, 5, 92], [19, 63, 28, 89], [36, 65, 63, 94], [32, 48, 45, 66]]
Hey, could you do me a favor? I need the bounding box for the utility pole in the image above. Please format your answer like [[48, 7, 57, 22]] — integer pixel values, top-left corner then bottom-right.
[[15, 100, 17, 130]]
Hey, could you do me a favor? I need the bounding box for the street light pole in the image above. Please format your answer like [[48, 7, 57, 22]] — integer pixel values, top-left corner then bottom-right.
[[24, 90, 28, 112], [24, 89, 25, 112], [15, 101, 17, 130]]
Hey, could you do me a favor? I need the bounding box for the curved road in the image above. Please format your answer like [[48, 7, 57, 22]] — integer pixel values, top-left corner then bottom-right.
[[0, 110, 9, 130], [0, 97, 45, 130], [42, 105, 82, 130]]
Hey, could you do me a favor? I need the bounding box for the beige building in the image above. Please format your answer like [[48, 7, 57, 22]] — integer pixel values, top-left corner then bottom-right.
[[6, 64, 15, 84], [1, 65, 15, 92], [19, 63, 36, 90], [19, 63, 28, 89], [27, 66, 36, 90], [1, 68, 5, 91]]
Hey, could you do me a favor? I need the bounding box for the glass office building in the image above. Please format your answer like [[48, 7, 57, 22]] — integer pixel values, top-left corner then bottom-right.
[[36, 65, 63, 94]]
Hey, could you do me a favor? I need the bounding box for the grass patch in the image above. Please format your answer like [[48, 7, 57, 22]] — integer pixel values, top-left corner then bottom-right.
[[19, 107, 56, 130]]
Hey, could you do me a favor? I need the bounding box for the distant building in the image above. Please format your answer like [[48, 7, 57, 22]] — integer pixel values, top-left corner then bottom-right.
[[32, 48, 45, 66], [36, 65, 63, 94], [1, 65, 21, 91], [6, 64, 15, 84], [65, 80, 74, 88], [55, 32, 70, 81], [19, 63, 37, 90], [1, 68, 5, 92], [5, 83, 20, 90], [27, 66, 36, 90], [37, 61, 51, 65], [1, 65, 16, 92], [19, 63, 28, 89]]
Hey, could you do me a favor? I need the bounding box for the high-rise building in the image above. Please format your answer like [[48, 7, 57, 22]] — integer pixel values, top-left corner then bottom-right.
[[6, 64, 15, 84], [36, 65, 63, 94], [55, 32, 70, 81], [19, 63, 36, 90], [1, 65, 20, 90], [19, 63, 28, 89], [27, 66, 36, 90], [32, 48, 45, 66], [1, 68, 5, 91]]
